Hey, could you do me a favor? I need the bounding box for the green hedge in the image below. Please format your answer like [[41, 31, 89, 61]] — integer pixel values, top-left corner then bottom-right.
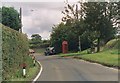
[[29, 43, 49, 48], [0, 24, 2, 82], [2, 24, 33, 80]]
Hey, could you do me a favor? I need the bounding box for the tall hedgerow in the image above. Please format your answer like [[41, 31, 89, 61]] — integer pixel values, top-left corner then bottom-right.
[[2, 24, 33, 80]]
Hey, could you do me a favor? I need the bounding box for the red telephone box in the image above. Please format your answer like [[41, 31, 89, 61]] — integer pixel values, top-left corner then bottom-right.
[[62, 41, 68, 54]]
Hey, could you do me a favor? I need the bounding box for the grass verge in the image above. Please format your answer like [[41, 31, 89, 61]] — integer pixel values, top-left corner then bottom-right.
[[59, 49, 119, 69], [10, 61, 40, 81], [33, 48, 45, 54]]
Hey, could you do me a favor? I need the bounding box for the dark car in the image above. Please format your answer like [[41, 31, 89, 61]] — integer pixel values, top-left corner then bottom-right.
[[44, 47, 55, 56]]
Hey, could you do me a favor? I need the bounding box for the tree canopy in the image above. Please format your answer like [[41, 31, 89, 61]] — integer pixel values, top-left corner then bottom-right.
[[31, 34, 42, 44], [50, 2, 119, 53], [1, 7, 21, 31], [29, 34, 50, 48]]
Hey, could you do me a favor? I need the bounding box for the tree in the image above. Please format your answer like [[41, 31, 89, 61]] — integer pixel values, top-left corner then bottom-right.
[[1, 7, 21, 31], [106, 2, 120, 29], [62, 3, 78, 23], [31, 34, 42, 40], [62, 1, 85, 24], [51, 1, 118, 53], [50, 21, 87, 53], [50, 23, 66, 53], [29, 34, 42, 48], [50, 2, 88, 53], [83, 2, 116, 52], [31, 34, 42, 44], [29, 34, 50, 48], [0, 8, 2, 23]]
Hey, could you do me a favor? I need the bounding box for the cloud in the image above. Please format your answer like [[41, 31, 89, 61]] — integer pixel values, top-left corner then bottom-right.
[[2, 0, 79, 2], [2, 2, 78, 39], [18, 2, 64, 39]]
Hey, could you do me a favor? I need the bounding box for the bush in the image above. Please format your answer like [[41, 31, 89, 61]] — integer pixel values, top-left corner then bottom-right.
[[2, 24, 33, 80], [104, 39, 119, 50], [29, 43, 49, 48]]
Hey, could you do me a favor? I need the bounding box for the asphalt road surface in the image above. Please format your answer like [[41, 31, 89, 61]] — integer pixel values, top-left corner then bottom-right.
[[35, 53, 118, 81]]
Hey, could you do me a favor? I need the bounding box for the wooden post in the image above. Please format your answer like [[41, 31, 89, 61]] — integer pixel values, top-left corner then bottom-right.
[[19, 7, 22, 33], [79, 36, 81, 52], [22, 63, 26, 78]]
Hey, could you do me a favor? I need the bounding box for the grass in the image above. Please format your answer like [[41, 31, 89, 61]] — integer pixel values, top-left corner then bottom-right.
[[59, 49, 119, 67], [59, 39, 119, 68], [78, 49, 119, 67], [33, 48, 45, 54], [59, 49, 87, 57], [59, 52, 80, 57], [104, 39, 118, 49], [10, 61, 40, 81]]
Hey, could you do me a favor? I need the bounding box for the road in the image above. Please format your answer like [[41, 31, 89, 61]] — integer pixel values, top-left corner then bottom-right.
[[35, 53, 118, 81]]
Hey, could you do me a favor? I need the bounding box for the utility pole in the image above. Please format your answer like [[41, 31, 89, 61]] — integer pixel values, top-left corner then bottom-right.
[[79, 36, 81, 52], [76, 4, 81, 52], [19, 7, 22, 33], [76, 4, 78, 19], [66, 0, 68, 3]]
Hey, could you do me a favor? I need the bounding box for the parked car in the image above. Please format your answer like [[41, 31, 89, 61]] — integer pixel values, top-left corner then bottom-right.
[[44, 47, 55, 56]]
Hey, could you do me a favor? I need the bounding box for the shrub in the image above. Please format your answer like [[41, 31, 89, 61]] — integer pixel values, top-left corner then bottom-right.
[[2, 24, 33, 80], [104, 39, 118, 50]]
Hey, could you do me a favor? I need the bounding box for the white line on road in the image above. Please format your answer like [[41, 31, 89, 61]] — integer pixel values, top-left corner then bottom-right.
[[32, 61, 43, 83], [78, 59, 118, 71]]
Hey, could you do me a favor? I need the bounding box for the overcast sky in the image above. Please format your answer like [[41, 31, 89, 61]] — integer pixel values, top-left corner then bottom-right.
[[1, 0, 118, 39], [2, 0, 79, 40]]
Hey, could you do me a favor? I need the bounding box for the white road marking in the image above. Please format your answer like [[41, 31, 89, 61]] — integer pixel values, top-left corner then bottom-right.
[[32, 61, 43, 83], [78, 59, 118, 71]]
